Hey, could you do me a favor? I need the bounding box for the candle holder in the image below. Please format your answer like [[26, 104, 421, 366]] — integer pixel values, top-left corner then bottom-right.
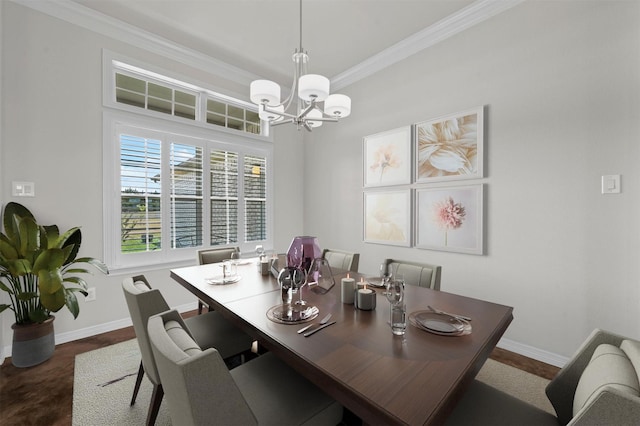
[[354, 286, 376, 311]]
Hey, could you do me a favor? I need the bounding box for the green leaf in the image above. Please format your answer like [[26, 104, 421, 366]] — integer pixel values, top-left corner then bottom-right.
[[0, 304, 12, 314], [40, 287, 65, 312], [38, 268, 64, 295], [17, 216, 39, 257], [28, 308, 50, 323], [3, 202, 34, 241], [0, 238, 19, 261], [33, 249, 65, 273], [65, 290, 80, 319]]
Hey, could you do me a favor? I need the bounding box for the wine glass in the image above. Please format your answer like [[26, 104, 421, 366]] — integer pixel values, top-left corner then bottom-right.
[[380, 261, 392, 296], [255, 245, 265, 261], [231, 250, 241, 265], [292, 267, 308, 306], [386, 275, 404, 306], [278, 267, 304, 305]]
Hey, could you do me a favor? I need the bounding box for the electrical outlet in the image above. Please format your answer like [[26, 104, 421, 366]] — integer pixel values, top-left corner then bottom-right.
[[86, 287, 96, 302]]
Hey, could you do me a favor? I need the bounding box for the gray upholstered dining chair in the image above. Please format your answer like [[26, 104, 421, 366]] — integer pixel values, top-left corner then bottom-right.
[[147, 309, 344, 426], [196, 246, 239, 314], [446, 329, 640, 425], [383, 259, 442, 290], [122, 275, 253, 426], [322, 248, 360, 272]]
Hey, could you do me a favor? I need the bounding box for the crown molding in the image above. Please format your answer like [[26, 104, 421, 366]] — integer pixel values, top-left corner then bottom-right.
[[11, 0, 524, 92], [331, 0, 525, 91], [11, 0, 261, 87]]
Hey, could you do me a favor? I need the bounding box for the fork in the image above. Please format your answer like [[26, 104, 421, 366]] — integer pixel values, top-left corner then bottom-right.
[[297, 313, 332, 334], [428, 305, 472, 322]]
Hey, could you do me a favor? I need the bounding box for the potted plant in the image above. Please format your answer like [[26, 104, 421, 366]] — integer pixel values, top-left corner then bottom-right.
[[0, 202, 108, 367]]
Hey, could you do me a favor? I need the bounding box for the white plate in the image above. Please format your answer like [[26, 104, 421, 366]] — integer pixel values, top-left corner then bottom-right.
[[409, 310, 471, 336], [206, 275, 241, 285], [366, 277, 385, 288]]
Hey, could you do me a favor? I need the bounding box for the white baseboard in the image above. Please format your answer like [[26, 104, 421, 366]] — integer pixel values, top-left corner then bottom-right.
[[0, 302, 196, 364], [497, 337, 569, 368]]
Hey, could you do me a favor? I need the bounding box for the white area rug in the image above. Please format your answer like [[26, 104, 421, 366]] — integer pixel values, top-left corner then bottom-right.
[[73, 339, 553, 425], [73, 339, 170, 426]]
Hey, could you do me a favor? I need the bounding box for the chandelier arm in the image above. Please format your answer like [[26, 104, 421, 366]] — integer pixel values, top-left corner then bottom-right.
[[303, 121, 313, 132], [270, 118, 295, 127], [297, 100, 317, 120]]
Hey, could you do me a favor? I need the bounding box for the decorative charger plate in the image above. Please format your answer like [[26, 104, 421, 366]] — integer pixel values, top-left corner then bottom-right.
[[267, 304, 318, 324], [408, 310, 472, 336], [205, 275, 242, 285]]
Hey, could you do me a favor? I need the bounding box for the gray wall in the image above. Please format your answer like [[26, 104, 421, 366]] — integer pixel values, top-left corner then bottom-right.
[[0, 1, 304, 357], [1, 0, 639, 364], [304, 0, 640, 360]]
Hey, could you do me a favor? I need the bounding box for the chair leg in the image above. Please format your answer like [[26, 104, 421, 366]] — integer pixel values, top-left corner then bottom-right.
[[130, 361, 145, 406], [146, 383, 164, 426], [197, 300, 203, 314]]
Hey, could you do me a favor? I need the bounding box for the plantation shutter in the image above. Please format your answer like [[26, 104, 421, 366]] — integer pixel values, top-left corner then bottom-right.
[[210, 150, 238, 245], [244, 155, 267, 242], [170, 143, 203, 248], [120, 134, 162, 253]]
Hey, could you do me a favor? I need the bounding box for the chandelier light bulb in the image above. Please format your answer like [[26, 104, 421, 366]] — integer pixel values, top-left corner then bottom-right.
[[250, 80, 281, 106], [298, 74, 330, 102], [324, 94, 351, 118]]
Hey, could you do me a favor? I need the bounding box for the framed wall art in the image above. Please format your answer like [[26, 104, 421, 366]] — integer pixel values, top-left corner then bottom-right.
[[363, 189, 411, 247], [363, 126, 412, 187], [415, 106, 484, 183], [414, 184, 483, 254]]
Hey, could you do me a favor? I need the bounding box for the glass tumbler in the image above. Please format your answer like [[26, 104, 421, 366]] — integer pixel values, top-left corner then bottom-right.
[[390, 303, 407, 335]]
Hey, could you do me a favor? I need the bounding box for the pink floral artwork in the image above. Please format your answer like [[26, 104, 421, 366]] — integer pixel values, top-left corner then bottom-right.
[[416, 185, 483, 254], [364, 126, 411, 187]]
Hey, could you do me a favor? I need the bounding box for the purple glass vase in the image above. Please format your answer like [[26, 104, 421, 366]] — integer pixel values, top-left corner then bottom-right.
[[286, 236, 321, 273]]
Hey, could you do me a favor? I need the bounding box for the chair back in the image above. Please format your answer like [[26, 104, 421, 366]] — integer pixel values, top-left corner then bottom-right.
[[384, 259, 442, 290], [121, 275, 170, 386], [198, 247, 239, 265], [322, 248, 360, 272], [147, 310, 257, 426]]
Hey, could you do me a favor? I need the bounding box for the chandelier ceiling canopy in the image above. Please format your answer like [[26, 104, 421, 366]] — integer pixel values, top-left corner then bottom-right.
[[249, 0, 351, 132]]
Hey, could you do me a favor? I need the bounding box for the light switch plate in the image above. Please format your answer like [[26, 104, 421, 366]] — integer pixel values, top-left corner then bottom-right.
[[12, 181, 35, 197], [601, 175, 620, 194]]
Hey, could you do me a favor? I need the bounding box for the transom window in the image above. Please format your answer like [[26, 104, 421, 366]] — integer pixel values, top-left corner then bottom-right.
[[104, 55, 272, 272], [111, 61, 262, 136]]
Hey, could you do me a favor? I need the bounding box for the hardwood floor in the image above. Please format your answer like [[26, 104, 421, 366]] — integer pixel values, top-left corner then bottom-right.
[[0, 314, 560, 426]]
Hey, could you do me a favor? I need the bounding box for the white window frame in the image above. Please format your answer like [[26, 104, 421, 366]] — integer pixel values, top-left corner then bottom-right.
[[103, 57, 274, 274]]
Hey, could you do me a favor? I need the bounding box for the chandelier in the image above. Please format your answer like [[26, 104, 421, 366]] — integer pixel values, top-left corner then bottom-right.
[[249, 0, 351, 132]]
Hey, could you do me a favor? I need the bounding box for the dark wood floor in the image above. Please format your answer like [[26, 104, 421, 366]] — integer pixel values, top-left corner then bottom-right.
[[0, 313, 560, 426]]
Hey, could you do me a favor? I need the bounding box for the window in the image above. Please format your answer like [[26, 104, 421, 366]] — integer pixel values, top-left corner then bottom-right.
[[104, 56, 272, 272], [112, 63, 261, 136]]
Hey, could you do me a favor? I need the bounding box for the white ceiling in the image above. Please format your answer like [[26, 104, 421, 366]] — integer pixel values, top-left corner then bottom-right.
[[70, 0, 485, 85]]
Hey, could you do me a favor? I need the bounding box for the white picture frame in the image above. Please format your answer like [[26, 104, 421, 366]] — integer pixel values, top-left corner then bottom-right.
[[363, 189, 411, 247], [414, 106, 484, 183], [414, 184, 484, 255], [363, 126, 412, 187]]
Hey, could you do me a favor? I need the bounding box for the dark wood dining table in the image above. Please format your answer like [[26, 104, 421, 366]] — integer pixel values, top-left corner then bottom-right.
[[170, 261, 513, 425]]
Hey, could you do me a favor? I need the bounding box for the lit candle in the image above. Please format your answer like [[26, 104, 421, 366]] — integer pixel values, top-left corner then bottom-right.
[[356, 286, 376, 311], [341, 273, 355, 304], [357, 276, 366, 290]]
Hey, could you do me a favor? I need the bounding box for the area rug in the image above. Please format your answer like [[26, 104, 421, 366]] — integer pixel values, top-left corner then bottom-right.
[[73, 339, 553, 425]]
